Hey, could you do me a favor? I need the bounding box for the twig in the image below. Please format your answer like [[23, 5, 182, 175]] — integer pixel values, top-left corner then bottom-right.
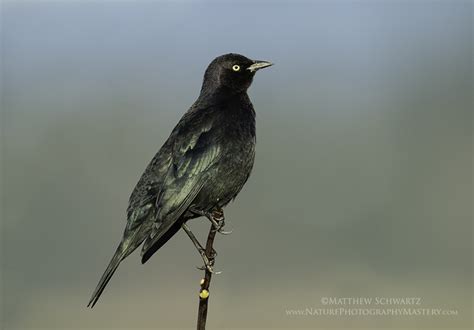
[[196, 223, 218, 330]]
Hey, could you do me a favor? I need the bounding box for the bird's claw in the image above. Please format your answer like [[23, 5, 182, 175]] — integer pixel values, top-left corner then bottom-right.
[[197, 243, 222, 273], [209, 248, 217, 258], [189, 207, 231, 234], [217, 227, 233, 235], [196, 265, 222, 275], [196, 248, 222, 274], [210, 210, 232, 235], [211, 210, 225, 222]]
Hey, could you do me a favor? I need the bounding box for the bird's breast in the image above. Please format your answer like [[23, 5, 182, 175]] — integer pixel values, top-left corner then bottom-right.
[[193, 106, 256, 210]]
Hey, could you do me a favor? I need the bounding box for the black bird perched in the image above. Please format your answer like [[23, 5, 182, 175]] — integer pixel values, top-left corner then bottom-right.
[[87, 53, 272, 307]]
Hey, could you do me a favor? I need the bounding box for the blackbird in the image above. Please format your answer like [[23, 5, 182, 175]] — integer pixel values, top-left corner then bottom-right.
[[88, 53, 272, 307]]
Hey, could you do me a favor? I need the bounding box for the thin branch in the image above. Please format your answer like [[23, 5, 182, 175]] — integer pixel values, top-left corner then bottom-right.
[[196, 223, 218, 330]]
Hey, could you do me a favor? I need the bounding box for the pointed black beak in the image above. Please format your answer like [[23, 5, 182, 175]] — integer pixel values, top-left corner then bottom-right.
[[247, 60, 273, 72]]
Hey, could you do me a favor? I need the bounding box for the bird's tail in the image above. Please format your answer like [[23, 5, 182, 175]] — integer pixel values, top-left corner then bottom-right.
[[87, 244, 125, 308]]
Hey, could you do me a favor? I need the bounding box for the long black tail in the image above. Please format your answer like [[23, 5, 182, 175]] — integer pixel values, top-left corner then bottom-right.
[[87, 245, 125, 308]]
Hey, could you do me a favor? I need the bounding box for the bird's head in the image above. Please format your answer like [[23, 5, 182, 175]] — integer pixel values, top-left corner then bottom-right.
[[200, 53, 273, 97]]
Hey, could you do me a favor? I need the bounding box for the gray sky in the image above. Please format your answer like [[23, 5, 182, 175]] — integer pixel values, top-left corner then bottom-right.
[[1, 1, 472, 329]]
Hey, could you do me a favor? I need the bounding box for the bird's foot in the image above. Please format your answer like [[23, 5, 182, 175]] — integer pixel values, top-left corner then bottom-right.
[[211, 209, 224, 221], [189, 206, 232, 235], [196, 249, 221, 274], [196, 264, 222, 275], [210, 209, 233, 235], [207, 247, 217, 259], [182, 223, 221, 273]]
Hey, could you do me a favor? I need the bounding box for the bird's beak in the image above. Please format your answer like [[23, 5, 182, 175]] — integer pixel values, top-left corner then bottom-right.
[[247, 60, 273, 72]]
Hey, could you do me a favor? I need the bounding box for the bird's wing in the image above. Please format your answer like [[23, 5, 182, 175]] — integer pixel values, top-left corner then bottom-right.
[[140, 109, 222, 261], [125, 148, 173, 233]]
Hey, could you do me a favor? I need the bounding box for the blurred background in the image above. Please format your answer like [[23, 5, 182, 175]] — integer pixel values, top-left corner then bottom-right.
[[1, 0, 472, 329]]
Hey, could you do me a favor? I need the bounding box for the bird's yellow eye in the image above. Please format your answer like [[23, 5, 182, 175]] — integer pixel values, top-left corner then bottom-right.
[[232, 65, 240, 72]]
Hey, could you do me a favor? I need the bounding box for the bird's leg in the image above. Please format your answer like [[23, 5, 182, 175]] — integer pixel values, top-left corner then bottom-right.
[[189, 206, 232, 235], [181, 223, 221, 274]]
